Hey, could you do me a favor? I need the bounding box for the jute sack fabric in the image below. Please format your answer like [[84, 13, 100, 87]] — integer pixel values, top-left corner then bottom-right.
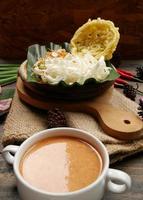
[[2, 89, 143, 164]]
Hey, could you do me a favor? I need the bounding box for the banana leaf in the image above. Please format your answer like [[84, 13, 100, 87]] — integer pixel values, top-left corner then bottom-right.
[[0, 88, 15, 100], [26, 43, 119, 85]]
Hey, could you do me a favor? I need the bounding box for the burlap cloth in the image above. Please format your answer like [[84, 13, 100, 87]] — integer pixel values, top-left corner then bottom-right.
[[2, 89, 143, 164]]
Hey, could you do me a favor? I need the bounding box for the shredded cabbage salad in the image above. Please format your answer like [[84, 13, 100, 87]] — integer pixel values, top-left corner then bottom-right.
[[32, 49, 111, 85]]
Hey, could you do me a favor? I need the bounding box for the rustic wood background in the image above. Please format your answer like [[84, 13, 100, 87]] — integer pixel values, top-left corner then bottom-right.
[[0, 0, 143, 59]]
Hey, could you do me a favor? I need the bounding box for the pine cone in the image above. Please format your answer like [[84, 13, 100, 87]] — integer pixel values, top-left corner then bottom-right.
[[138, 97, 143, 120], [47, 108, 68, 128], [123, 84, 136, 101], [136, 66, 143, 80]]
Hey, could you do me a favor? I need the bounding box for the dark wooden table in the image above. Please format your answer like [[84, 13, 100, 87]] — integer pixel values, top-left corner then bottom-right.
[[0, 60, 143, 200]]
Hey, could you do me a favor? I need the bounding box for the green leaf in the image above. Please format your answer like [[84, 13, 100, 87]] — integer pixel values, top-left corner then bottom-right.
[[104, 60, 120, 82], [0, 88, 15, 100], [0, 70, 18, 75], [0, 64, 19, 67], [26, 43, 119, 85], [0, 76, 17, 85], [0, 67, 19, 71], [0, 74, 17, 79], [27, 44, 47, 82]]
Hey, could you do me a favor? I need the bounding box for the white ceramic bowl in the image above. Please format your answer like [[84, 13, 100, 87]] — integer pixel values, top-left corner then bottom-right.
[[2, 128, 131, 200]]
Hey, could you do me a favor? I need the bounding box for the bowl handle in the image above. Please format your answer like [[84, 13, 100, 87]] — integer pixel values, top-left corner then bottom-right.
[[107, 168, 131, 193], [2, 145, 19, 165]]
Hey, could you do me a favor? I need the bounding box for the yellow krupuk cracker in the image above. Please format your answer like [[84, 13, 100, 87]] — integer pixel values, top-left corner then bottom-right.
[[70, 18, 120, 60]]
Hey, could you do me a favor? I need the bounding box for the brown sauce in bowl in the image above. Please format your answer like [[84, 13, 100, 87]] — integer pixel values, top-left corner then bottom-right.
[[20, 136, 102, 193]]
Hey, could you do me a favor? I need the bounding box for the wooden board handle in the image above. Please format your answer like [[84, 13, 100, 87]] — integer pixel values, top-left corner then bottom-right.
[[85, 103, 143, 140]]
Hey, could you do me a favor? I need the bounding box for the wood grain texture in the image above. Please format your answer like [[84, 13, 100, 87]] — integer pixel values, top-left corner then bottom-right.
[[0, 0, 143, 59]]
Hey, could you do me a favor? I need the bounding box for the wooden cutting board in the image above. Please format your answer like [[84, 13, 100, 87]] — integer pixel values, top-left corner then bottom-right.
[[16, 77, 143, 140]]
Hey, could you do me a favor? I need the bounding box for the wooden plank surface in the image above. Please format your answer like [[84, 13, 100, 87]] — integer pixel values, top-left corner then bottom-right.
[[0, 60, 143, 199], [0, 0, 143, 59]]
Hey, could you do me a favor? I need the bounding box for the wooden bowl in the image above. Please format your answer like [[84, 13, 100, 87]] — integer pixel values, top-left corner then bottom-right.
[[19, 61, 114, 101]]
